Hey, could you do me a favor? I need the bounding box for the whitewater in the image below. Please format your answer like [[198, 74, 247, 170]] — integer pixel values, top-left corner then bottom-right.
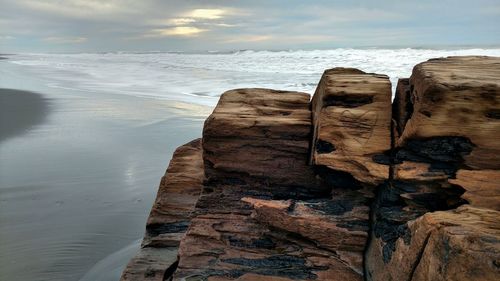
[[9, 48, 500, 107]]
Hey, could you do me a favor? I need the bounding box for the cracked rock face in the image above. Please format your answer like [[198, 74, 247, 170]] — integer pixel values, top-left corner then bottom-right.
[[122, 56, 500, 281]]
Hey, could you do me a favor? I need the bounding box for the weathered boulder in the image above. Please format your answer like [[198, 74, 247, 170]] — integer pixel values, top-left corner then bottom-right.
[[367, 205, 500, 281], [120, 139, 204, 281], [310, 68, 392, 185], [203, 88, 317, 189], [390, 56, 500, 209], [367, 56, 500, 280], [396, 56, 500, 170]]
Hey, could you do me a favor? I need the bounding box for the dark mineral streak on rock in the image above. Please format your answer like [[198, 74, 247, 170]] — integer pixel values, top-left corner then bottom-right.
[[146, 221, 190, 237], [485, 108, 500, 119], [322, 94, 374, 108], [315, 139, 336, 153]]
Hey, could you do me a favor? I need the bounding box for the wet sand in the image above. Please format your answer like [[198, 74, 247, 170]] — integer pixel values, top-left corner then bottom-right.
[[0, 65, 206, 280], [0, 88, 50, 142]]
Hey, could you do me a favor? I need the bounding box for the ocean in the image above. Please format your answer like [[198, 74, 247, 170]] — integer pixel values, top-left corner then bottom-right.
[[1, 48, 500, 281], [8, 48, 500, 104]]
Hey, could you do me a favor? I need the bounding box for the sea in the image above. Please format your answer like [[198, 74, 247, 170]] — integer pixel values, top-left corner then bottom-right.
[[1, 48, 499, 281]]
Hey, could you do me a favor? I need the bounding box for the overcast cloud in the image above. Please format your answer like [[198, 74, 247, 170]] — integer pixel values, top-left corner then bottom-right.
[[1, 0, 499, 52]]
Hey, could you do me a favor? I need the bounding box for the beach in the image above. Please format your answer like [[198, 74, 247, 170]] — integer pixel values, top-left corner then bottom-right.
[[0, 59, 205, 280], [1, 49, 500, 281]]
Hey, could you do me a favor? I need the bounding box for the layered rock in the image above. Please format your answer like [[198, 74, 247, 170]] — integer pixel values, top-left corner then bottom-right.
[[397, 56, 500, 170], [366, 56, 500, 280], [122, 56, 500, 281], [121, 139, 204, 281], [310, 68, 392, 185], [173, 89, 367, 280], [203, 88, 317, 189], [367, 205, 500, 281], [449, 169, 500, 210]]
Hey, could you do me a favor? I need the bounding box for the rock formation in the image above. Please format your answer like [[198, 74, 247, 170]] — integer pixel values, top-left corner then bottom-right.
[[366, 56, 500, 281], [310, 68, 392, 185], [121, 139, 204, 281], [175, 89, 365, 280], [122, 56, 500, 281]]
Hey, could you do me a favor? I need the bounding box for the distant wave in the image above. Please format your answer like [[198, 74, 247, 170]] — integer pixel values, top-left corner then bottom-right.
[[8, 48, 500, 106]]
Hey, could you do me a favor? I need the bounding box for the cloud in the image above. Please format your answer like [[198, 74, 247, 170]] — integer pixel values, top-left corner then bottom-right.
[[16, 0, 140, 20], [223, 35, 271, 43], [146, 27, 207, 37], [43, 36, 87, 43], [1, 0, 499, 52], [166, 18, 196, 26], [0, 35, 15, 40], [187, 9, 227, 20]]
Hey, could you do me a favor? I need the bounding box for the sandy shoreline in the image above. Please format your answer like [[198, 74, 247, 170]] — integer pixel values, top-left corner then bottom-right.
[[0, 64, 205, 281]]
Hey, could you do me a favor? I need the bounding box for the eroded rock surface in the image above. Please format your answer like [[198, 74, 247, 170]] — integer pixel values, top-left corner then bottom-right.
[[123, 56, 500, 281], [121, 139, 204, 281], [366, 56, 500, 280], [203, 88, 317, 189], [310, 68, 392, 185], [397, 56, 500, 169], [174, 89, 367, 280], [367, 206, 500, 281]]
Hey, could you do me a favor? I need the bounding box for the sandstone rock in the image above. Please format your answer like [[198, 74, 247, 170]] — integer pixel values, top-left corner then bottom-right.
[[175, 212, 363, 281], [310, 68, 392, 185], [367, 56, 500, 281], [120, 248, 178, 281], [396, 56, 500, 170], [173, 89, 366, 280], [367, 205, 500, 281], [392, 78, 411, 137], [390, 56, 500, 209], [449, 169, 500, 211], [242, 196, 368, 274], [120, 139, 204, 281], [203, 88, 317, 189], [123, 57, 500, 281]]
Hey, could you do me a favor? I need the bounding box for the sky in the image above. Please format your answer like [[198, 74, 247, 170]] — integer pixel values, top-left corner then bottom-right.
[[1, 0, 500, 53]]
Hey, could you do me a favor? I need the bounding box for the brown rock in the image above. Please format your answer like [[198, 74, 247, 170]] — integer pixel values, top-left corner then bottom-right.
[[173, 89, 365, 280], [120, 139, 204, 281], [367, 56, 500, 281], [310, 68, 392, 185], [396, 56, 500, 170], [124, 57, 500, 281], [392, 78, 411, 137], [175, 212, 363, 281], [242, 196, 369, 274], [449, 169, 500, 211], [390, 56, 500, 209], [203, 88, 317, 189], [367, 205, 500, 281]]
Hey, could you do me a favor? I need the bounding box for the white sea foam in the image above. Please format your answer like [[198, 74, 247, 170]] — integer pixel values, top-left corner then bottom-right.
[[9, 48, 500, 106]]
